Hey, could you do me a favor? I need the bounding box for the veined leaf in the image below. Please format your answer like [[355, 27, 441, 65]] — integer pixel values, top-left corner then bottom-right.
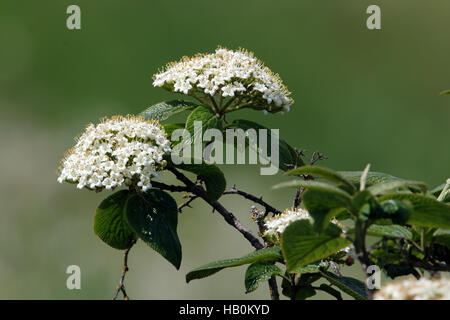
[[140, 100, 197, 121], [273, 180, 352, 201], [319, 270, 367, 300], [302, 189, 351, 232], [289, 264, 321, 274], [185, 106, 222, 144], [378, 193, 450, 229], [281, 220, 351, 272], [94, 190, 137, 250], [339, 171, 422, 192], [366, 224, 413, 239], [286, 166, 356, 194], [229, 119, 305, 171], [244, 262, 284, 293], [125, 189, 182, 269], [186, 247, 283, 283], [368, 180, 427, 195]]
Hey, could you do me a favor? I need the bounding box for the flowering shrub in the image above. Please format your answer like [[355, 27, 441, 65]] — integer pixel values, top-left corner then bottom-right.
[[58, 47, 450, 300]]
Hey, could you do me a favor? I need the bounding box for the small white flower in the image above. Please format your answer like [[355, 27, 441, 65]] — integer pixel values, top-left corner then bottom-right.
[[58, 115, 171, 192], [221, 85, 235, 97]]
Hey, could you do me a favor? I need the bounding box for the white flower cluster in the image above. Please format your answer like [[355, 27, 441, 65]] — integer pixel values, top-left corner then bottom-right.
[[153, 47, 293, 113], [375, 277, 450, 300], [264, 208, 312, 237], [263, 208, 352, 258], [57, 116, 171, 192]]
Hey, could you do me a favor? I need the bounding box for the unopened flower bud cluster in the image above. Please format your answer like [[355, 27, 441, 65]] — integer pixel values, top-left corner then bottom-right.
[[57, 116, 171, 192], [153, 47, 293, 113]]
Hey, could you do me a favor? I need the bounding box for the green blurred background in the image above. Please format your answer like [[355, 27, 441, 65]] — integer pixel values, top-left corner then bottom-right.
[[0, 0, 448, 299]]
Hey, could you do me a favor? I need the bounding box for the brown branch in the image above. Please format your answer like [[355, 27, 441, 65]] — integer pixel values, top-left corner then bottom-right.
[[151, 181, 189, 193], [409, 259, 450, 272], [268, 276, 280, 300], [113, 239, 137, 300], [223, 185, 282, 216], [168, 167, 264, 250], [166, 167, 282, 298], [292, 188, 304, 209]]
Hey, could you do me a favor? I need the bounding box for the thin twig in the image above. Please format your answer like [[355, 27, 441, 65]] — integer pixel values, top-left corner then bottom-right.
[[292, 188, 304, 209], [158, 167, 279, 299], [113, 239, 137, 300], [291, 150, 327, 208], [168, 167, 264, 250], [223, 185, 282, 216], [178, 193, 199, 212], [310, 151, 328, 165]]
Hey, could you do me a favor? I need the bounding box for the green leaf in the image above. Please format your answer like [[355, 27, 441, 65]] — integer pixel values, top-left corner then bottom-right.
[[125, 189, 182, 269], [162, 123, 185, 138], [430, 183, 446, 196], [353, 190, 374, 213], [140, 100, 197, 121], [175, 162, 226, 202], [185, 105, 222, 144], [302, 189, 351, 232], [94, 190, 137, 250], [367, 180, 427, 195], [433, 229, 450, 249], [319, 270, 367, 300], [378, 199, 412, 225], [244, 262, 283, 293], [378, 193, 450, 229], [186, 247, 283, 283], [273, 180, 352, 201], [286, 166, 356, 194], [281, 276, 318, 300], [339, 171, 420, 190], [294, 286, 317, 300], [290, 264, 321, 274], [281, 220, 351, 272], [229, 119, 305, 171], [440, 89, 450, 96], [366, 224, 413, 239], [318, 283, 343, 300]]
